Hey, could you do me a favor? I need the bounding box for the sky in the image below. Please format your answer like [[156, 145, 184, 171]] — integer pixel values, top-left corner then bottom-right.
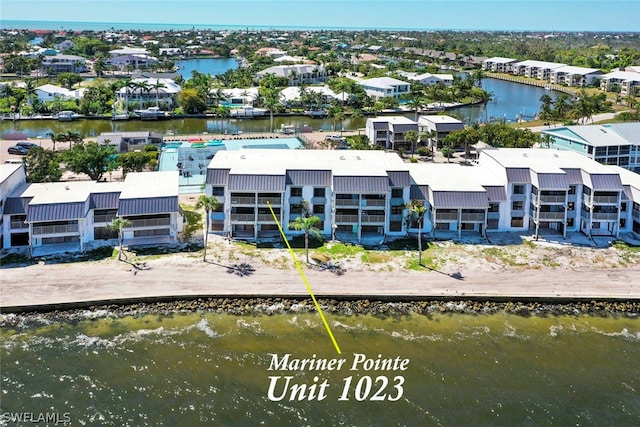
[[2, 0, 639, 32]]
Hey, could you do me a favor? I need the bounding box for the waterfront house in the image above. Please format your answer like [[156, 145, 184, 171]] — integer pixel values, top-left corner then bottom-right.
[[358, 77, 411, 99], [40, 54, 87, 75], [214, 87, 260, 107], [108, 47, 158, 71], [365, 116, 419, 150], [398, 71, 454, 87], [541, 123, 640, 173], [203, 149, 640, 243], [255, 64, 328, 86], [482, 57, 518, 73], [600, 71, 640, 97], [512, 60, 566, 80], [35, 84, 85, 102], [1, 171, 183, 256], [115, 77, 180, 109], [549, 65, 603, 87], [0, 163, 27, 250]]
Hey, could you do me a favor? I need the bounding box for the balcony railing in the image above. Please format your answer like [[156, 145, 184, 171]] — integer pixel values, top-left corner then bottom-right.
[[335, 198, 359, 206], [435, 212, 458, 221], [94, 214, 117, 223], [257, 214, 278, 222], [361, 199, 386, 207], [230, 196, 255, 205], [32, 224, 79, 235], [335, 214, 359, 223], [257, 197, 281, 205], [461, 213, 486, 222], [539, 195, 566, 204], [230, 213, 255, 222], [593, 195, 619, 204], [633, 208, 640, 221], [592, 212, 619, 221], [10, 221, 28, 229], [125, 218, 171, 228], [360, 214, 386, 223], [536, 212, 565, 221]]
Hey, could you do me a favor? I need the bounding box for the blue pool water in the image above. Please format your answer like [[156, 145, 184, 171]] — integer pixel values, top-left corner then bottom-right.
[[159, 137, 302, 193]]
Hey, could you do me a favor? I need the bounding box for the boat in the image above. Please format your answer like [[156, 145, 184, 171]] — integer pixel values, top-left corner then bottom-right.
[[111, 113, 130, 121], [55, 111, 80, 121], [304, 109, 328, 117], [229, 106, 267, 118], [135, 107, 170, 120], [280, 124, 296, 134]]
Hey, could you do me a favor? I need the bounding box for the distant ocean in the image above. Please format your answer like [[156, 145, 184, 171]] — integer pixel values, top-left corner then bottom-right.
[[0, 19, 422, 32]]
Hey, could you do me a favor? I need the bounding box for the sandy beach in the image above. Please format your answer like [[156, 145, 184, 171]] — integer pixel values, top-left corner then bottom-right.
[[2, 232, 639, 309]]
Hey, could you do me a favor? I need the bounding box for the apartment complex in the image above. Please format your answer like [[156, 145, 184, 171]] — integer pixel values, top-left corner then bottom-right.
[[1, 170, 183, 256], [204, 149, 640, 243], [541, 123, 640, 173], [365, 116, 419, 150]]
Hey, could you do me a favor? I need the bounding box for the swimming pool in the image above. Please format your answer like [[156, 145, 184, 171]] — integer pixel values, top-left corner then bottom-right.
[[159, 137, 303, 193]]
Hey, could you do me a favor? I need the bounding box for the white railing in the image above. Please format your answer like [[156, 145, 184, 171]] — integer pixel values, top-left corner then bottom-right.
[[32, 224, 79, 235], [436, 212, 458, 220], [231, 196, 255, 204], [537, 212, 565, 221], [539, 195, 566, 204], [93, 214, 117, 223], [335, 198, 359, 206], [257, 197, 281, 205], [126, 218, 171, 228], [591, 212, 619, 221], [461, 213, 486, 221], [257, 214, 278, 222], [593, 195, 619, 204], [335, 214, 359, 223], [361, 214, 386, 223], [230, 213, 255, 222], [10, 221, 27, 229], [362, 199, 386, 207]]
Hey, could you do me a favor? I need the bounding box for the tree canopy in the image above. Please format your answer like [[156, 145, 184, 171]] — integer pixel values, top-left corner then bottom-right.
[[62, 142, 118, 181]]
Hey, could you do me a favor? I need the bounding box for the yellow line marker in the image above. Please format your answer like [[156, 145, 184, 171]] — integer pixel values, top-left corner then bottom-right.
[[267, 201, 342, 355]]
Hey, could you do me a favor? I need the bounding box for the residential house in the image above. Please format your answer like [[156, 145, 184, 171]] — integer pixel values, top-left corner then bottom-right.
[[35, 84, 85, 102], [2, 171, 183, 256], [482, 57, 518, 73], [398, 71, 453, 86], [512, 60, 566, 80], [255, 64, 327, 86], [108, 47, 159, 71], [0, 163, 27, 249], [417, 115, 464, 148], [53, 40, 75, 52], [549, 65, 603, 87], [96, 131, 163, 152], [115, 77, 181, 109], [358, 77, 410, 99], [365, 116, 418, 150], [541, 123, 640, 173], [41, 55, 87, 74], [600, 71, 640, 97]]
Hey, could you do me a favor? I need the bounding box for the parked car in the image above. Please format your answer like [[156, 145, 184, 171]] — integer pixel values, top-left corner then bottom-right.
[[325, 135, 347, 143], [16, 141, 39, 149], [7, 146, 30, 155]]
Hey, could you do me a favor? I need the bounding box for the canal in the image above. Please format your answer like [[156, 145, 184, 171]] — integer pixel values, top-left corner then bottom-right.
[[1, 78, 555, 138]]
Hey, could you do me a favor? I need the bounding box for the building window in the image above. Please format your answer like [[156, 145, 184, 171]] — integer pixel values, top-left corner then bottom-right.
[[567, 218, 574, 227], [621, 202, 627, 212], [620, 218, 626, 228], [313, 187, 325, 197], [568, 185, 576, 195], [314, 204, 325, 214], [291, 187, 302, 197], [391, 205, 404, 214], [513, 184, 525, 195], [567, 202, 575, 211], [511, 217, 524, 227], [389, 221, 403, 232], [391, 188, 403, 198], [512, 201, 524, 210], [212, 186, 224, 196]]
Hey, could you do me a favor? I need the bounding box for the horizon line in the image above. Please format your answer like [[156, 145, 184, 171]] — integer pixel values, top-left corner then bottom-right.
[[1, 19, 638, 34]]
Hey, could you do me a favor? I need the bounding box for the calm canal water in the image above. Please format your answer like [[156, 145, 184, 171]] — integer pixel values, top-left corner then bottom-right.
[[1, 310, 638, 425], [175, 58, 239, 80], [1, 78, 553, 138]]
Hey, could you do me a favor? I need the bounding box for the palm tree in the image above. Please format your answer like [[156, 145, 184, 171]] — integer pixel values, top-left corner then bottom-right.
[[260, 87, 280, 133], [404, 130, 419, 157], [107, 218, 131, 261], [196, 195, 220, 262], [552, 93, 572, 122], [288, 200, 322, 264], [215, 105, 231, 134], [406, 200, 427, 266], [151, 79, 166, 108]]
